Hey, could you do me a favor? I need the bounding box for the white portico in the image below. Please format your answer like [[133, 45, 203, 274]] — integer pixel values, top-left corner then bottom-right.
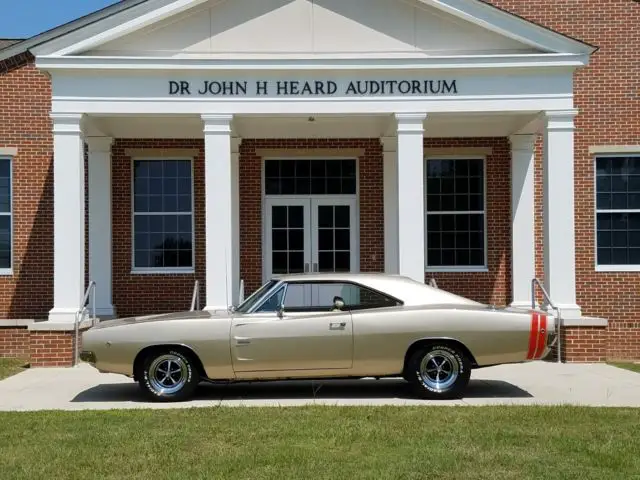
[[32, 0, 593, 323]]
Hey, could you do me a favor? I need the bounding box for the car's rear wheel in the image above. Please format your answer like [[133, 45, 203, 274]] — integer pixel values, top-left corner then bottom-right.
[[139, 349, 200, 402], [406, 344, 471, 400]]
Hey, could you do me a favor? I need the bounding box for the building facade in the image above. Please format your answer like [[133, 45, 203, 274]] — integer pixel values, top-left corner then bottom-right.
[[0, 0, 638, 366]]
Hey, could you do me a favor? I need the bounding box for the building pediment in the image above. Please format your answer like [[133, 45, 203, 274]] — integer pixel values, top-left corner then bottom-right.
[[29, 0, 594, 62]]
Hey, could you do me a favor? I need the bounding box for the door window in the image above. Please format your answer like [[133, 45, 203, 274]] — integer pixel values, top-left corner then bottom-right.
[[258, 282, 400, 313]]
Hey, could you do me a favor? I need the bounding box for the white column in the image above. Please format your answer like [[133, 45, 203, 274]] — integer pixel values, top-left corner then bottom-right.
[[231, 137, 241, 305], [395, 113, 427, 283], [510, 134, 536, 309], [49, 113, 86, 323], [382, 137, 399, 274], [543, 110, 582, 319], [87, 137, 115, 317], [202, 114, 235, 311]]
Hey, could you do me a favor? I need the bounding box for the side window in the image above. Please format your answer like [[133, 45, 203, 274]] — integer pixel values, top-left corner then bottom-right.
[[280, 282, 399, 312], [255, 286, 285, 313]]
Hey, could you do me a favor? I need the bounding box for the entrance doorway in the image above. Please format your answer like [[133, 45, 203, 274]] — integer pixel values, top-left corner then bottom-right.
[[263, 158, 359, 281]]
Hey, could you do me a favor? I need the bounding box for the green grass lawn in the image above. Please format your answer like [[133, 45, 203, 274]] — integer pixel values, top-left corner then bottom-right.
[[1, 406, 639, 480], [608, 362, 640, 374], [0, 358, 27, 381]]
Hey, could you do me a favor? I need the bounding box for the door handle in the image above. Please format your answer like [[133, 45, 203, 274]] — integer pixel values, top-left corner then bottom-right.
[[329, 322, 347, 330], [313, 263, 318, 272], [304, 263, 310, 273]]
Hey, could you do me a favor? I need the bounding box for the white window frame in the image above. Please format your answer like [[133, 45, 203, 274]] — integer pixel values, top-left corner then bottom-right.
[[424, 155, 488, 273], [131, 157, 195, 274], [0, 156, 12, 276], [594, 152, 640, 272]]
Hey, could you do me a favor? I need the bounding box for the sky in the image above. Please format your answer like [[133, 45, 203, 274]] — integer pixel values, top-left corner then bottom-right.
[[0, 0, 121, 39]]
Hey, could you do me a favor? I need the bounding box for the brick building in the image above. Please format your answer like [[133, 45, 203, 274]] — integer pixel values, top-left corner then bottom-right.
[[0, 0, 638, 366]]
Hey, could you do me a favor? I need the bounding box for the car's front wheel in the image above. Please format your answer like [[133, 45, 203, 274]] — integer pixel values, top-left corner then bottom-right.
[[406, 344, 471, 400], [139, 349, 200, 402]]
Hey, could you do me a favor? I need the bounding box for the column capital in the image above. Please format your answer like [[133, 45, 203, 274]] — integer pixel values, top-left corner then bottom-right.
[[509, 134, 536, 152], [50, 113, 85, 135], [86, 137, 114, 154], [395, 113, 427, 134], [202, 114, 233, 134], [544, 109, 578, 131]]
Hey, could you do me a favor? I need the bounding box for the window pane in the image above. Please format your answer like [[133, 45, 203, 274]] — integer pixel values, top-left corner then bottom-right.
[[0, 159, 9, 214], [264, 159, 356, 196], [425, 213, 485, 267], [596, 212, 640, 266]]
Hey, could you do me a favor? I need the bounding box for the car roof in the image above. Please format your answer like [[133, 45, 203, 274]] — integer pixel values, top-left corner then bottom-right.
[[271, 273, 481, 307]]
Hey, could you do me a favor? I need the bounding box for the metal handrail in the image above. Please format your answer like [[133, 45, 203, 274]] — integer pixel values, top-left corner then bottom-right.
[[428, 277, 438, 289], [190, 280, 200, 312], [531, 278, 562, 363], [75, 281, 96, 366]]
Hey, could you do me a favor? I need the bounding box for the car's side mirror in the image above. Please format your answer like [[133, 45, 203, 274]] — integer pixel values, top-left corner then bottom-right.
[[276, 304, 285, 319], [333, 296, 345, 311]]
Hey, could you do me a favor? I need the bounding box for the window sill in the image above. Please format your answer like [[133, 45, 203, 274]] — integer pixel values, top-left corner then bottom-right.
[[131, 269, 195, 275], [0, 269, 13, 276], [595, 265, 640, 273], [425, 267, 489, 273]]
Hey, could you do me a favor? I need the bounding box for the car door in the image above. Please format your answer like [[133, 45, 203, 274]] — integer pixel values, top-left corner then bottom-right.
[[230, 281, 353, 374]]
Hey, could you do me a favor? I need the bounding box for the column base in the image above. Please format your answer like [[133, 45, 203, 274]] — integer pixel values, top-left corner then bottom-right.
[[204, 305, 231, 314], [510, 301, 536, 310], [48, 308, 80, 323], [555, 304, 582, 320], [94, 305, 116, 318]]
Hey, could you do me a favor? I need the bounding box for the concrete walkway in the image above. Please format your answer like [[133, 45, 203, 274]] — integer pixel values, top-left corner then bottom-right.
[[1, 361, 639, 411]]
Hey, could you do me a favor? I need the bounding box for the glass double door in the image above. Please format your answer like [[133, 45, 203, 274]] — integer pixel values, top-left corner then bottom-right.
[[264, 197, 358, 280]]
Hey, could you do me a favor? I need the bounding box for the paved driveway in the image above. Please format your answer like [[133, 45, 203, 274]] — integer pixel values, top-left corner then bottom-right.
[[1, 361, 639, 411]]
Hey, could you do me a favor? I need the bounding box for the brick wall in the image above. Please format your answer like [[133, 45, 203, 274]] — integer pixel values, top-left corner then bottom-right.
[[423, 138, 511, 306], [486, 0, 640, 360], [0, 327, 30, 359], [239, 138, 384, 293], [0, 55, 53, 320], [111, 139, 206, 317]]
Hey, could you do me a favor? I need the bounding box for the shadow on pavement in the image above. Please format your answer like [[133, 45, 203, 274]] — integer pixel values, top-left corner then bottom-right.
[[71, 378, 532, 403]]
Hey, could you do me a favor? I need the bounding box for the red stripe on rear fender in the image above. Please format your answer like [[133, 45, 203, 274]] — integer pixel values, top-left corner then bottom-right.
[[527, 313, 539, 360], [534, 314, 548, 359]]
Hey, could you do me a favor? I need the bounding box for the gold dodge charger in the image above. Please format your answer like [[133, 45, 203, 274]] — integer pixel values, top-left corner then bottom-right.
[[80, 273, 556, 402]]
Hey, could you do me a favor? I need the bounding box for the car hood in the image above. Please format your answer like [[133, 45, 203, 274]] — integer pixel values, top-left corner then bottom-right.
[[89, 309, 228, 330]]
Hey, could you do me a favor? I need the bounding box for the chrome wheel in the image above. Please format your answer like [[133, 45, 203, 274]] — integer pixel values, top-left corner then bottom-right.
[[419, 349, 460, 392], [148, 354, 188, 395]]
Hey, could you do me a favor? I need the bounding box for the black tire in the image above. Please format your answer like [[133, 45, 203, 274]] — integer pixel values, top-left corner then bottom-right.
[[405, 344, 471, 400], [138, 349, 200, 402]]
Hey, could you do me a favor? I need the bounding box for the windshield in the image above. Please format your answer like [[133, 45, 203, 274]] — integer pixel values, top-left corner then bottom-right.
[[234, 279, 280, 313]]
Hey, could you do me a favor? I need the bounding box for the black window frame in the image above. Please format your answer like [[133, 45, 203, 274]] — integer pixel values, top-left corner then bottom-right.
[[0, 157, 11, 273], [131, 157, 195, 273], [425, 156, 487, 271], [594, 154, 640, 269]]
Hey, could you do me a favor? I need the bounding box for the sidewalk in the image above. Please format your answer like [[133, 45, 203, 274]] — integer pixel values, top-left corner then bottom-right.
[[1, 361, 639, 411]]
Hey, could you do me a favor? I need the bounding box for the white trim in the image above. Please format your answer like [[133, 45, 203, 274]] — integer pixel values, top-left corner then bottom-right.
[[0, 148, 17, 156], [589, 145, 640, 155], [0, 156, 13, 276], [424, 155, 488, 272], [31, 0, 593, 58], [47, 0, 212, 57], [130, 156, 196, 274], [36, 53, 590, 72], [593, 152, 640, 272], [423, 0, 594, 55]]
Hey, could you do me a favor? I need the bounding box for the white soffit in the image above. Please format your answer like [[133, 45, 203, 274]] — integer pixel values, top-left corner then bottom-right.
[[31, 0, 594, 61]]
